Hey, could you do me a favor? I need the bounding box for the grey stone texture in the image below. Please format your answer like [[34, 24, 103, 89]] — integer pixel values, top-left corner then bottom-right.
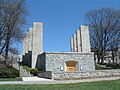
[[80, 26, 90, 52], [36, 52, 95, 72], [32, 22, 43, 68], [70, 26, 90, 52], [73, 34, 77, 52], [22, 38, 25, 55], [28, 28, 32, 51], [22, 33, 29, 65], [70, 37, 74, 52], [52, 69, 120, 80], [76, 30, 81, 52], [24, 32, 28, 54]]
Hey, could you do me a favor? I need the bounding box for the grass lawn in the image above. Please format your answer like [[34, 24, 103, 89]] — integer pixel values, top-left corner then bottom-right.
[[0, 79, 120, 90], [0, 77, 22, 81]]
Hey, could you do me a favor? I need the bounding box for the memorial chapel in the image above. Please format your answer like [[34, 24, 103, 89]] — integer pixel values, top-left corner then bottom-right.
[[22, 22, 95, 72]]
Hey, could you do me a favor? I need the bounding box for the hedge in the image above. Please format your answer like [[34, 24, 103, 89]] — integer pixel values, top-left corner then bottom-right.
[[0, 66, 19, 78], [106, 63, 120, 69]]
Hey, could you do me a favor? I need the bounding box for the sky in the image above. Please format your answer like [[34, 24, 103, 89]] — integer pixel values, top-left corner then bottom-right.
[[20, 0, 120, 53]]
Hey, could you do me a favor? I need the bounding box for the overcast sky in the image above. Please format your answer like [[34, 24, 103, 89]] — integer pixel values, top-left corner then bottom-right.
[[20, 0, 120, 53]]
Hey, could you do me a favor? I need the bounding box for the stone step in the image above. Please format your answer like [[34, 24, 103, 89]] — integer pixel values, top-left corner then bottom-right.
[[10, 62, 33, 77]]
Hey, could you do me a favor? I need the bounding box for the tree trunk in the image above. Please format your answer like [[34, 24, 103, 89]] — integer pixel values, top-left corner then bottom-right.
[[5, 32, 11, 65], [111, 51, 115, 63], [100, 56, 104, 64], [94, 53, 96, 64], [5, 40, 10, 65], [97, 54, 101, 64]]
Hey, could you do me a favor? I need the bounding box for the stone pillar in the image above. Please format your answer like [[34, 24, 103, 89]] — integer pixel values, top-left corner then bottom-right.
[[22, 38, 25, 55], [73, 34, 77, 52], [23, 33, 27, 65], [27, 28, 33, 67], [80, 26, 90, 52], [32, 22, 43, 68], [25, 32, 29, 54], [70, 37, 74, 52], [28, 28, 32, 51], [22, 38, 25, 64], [76, 30, 81, 52], [26, 32, 29, 65]]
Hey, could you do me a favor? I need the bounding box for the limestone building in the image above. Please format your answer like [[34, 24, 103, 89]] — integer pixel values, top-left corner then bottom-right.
[[22, 22, 95, 72]]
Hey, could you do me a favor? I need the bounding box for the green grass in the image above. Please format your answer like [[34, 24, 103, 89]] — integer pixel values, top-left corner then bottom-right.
[[0, 77, 22, 81], [0, 79, 120, 90], [95, 65, 113, 70]]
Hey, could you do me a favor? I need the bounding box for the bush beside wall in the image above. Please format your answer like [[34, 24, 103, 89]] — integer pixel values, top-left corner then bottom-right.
[[30, 68, 40, 76], [106, 63, 120, 69], [0, 66, 19, 78]]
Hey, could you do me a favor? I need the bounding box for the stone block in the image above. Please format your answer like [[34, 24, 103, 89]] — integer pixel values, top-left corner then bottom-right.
[[80, 26, 90, 52]]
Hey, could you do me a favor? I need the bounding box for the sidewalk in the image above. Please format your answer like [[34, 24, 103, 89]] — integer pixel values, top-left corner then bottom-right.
[[0, 76, 120, 85], [22, 77, 53, 81]]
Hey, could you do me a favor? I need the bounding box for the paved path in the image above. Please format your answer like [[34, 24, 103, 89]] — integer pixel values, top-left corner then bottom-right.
[[22, 77, 53, 81], [0, 76, 120, 85]]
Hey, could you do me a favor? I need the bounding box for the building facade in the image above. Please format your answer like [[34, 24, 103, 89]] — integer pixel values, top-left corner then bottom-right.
[[36, 52, 95, 72]]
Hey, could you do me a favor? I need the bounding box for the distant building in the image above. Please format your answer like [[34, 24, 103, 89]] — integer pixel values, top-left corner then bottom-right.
[[92, 47, 120, 64]]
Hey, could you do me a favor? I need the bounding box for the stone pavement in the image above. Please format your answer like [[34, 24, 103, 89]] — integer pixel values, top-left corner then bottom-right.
[[0, 76, 120, 85]]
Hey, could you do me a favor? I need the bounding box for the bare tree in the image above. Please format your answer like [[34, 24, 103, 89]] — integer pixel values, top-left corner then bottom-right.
[[85, 8, 120, 64], [0, 0, 28, 64]]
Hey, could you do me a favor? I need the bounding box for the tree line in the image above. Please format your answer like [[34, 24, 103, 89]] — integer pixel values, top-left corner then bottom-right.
[[85, 8, 120, 64]]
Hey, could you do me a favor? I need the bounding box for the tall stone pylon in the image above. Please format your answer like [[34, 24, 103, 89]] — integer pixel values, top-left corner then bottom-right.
[[24, 32, 29, 65], [32, 22, 43, 68], [70, 26, 91, 52], [73, 34, 77, 52], [22, 37, 25, 64], [76, 30, 81, 52], [22, 22, 43, 68], [80, 26, 90, 52], [24, 32, 29, 54], [28, 28, 32, 51], [22, 38, 25, 55], [70, 37, 74, 52]]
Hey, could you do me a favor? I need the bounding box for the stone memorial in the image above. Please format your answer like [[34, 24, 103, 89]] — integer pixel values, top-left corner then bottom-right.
[[22, 22, 43, 68], [70, 26, 90, 52], [22, 22, 95, 72]]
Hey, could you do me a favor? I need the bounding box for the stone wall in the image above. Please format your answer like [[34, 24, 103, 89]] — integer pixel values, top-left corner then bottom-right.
[[37, 52, 95, 72], [38, 71, 52, 79], [52, 70, 120, 80]]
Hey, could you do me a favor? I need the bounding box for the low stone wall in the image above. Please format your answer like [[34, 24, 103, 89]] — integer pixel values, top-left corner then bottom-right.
[[38, 71, 52, 79], [52, 70, 120, 80]]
